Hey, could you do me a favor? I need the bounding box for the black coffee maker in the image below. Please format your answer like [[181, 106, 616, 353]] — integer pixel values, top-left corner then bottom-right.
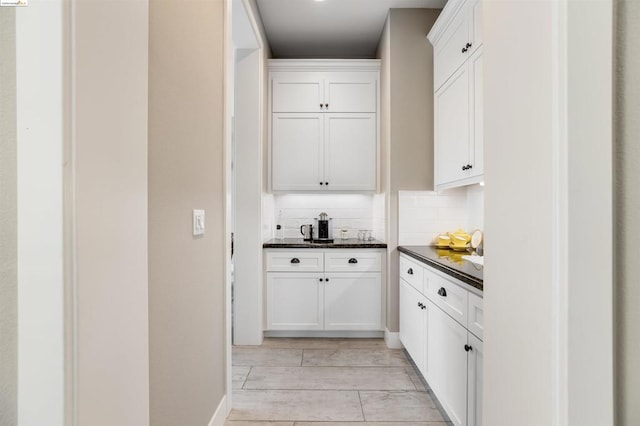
[[314, 212, 333, 243]]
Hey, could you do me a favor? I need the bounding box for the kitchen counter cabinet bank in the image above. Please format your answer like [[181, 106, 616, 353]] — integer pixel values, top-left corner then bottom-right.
[[263, 238, 387, 249], [398, 245, 482, 291], [398, 247, 483, 426], [263, 244, 387, 334]]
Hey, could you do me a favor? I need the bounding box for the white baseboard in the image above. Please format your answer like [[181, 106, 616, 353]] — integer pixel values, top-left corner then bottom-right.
[[207, 395, 227, 426], [384, 329, 403, 349], [264, 330, 384, 338]]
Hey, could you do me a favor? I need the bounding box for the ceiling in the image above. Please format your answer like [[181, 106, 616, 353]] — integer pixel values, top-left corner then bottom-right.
[[255, 0, 447, 59]]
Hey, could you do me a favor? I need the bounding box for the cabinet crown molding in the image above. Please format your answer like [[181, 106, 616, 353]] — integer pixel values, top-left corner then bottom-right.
[[427, 0, 468, 44], [269, 59, 381, 72]]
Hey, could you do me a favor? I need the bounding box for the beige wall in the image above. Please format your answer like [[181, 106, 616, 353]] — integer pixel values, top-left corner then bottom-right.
[[377, 9, 440, 332], [0, 8, 17, 426], [616, 1, 640, 424], [389, 9, 438, 192], [148, 0, 227, 424], [73, 0, 150, 424]]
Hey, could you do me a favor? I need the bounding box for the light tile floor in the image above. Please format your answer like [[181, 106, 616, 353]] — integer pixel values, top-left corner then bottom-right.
[[226, 338, 452, 425]]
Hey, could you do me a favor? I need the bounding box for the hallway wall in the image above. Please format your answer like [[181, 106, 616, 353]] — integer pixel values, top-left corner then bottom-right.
[[0, 8, 17, 426], [148, 0, 227, 424], [616, 1, 640, 424], [73, 0, 150, 423]]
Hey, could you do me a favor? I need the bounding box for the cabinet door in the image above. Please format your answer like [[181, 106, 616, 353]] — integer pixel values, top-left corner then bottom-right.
[[433, 3, 470, 90], [324, 72, 377, 112], [399, 279, 427, 374], [271, 72, 324, 112], [469, 47, 484, 178], [469, 0, 483, 54], [467, 333, 483, 426], [266, 273, 324, 330], [324, 113, 376, 190], [272, 113, 324, 191], [324, 273, 381, 330], [435, 65, 470, 188], [427, 302, 468, 426]]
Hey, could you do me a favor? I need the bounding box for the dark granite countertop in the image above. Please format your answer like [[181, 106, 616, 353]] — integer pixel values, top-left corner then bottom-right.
[[398, 245, 483, 291], [263, 238, 387, 249]]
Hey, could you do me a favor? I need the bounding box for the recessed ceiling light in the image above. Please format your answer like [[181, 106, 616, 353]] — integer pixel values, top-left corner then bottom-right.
[[314, 0, 326, 2]]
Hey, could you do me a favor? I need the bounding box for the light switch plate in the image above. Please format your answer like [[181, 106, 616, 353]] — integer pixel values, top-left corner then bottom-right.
[[193, 209, 205, 236]]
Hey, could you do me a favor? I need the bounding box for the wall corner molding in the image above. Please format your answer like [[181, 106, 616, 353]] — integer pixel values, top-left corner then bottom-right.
[[384, 329, 403, 349], [207, 395, 228, 426]]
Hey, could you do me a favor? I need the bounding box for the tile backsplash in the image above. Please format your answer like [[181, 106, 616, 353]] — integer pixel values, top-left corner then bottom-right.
[[273, 194, 374, 239], [398, 186, 484, 246]]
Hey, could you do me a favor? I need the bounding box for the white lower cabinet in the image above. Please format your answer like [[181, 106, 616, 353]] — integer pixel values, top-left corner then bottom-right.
[[267, 273, 324, 330], [399, 279, 427, 376], [427, 300, 468, 426], [399, 253, 483, 426], [324, 273, 381, 330], [467, 333, 483, 426], [265, 249, 384, 331]]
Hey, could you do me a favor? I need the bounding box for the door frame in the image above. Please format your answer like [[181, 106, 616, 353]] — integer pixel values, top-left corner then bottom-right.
[[224, 0, 267, 416]]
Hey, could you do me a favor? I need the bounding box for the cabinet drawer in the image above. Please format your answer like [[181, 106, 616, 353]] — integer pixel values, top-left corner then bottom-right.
[[266, 251, 324, 272], [400, 254, 424, 293], [424, 268, 468, 327], [468, 292, 484, 340], [325, 251, 381, 272]]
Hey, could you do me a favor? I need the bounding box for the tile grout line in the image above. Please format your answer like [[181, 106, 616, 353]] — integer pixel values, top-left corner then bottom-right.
[[357, 390, 366, 422], [238, 388, 419, 392], [240, 366, 252, 390]]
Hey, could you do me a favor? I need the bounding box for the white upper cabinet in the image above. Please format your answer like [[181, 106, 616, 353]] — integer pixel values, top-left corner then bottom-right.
[[272, 71, 377, 113], [435, 64, 471, 186], [431, 0, 484, 91], [469, 47, 484, 179], [324, 72, 377, 112], [269, 60, 380, 192], [428, 0, 484, 190], [324, 113, 376, 191], [272, 72, 324, 113], [433, 3, 469, 91], [271, 113, 324, 191], [469, 0, 483, 54]]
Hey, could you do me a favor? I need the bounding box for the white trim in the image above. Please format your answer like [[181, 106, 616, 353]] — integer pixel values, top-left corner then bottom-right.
[[384, 329, 403, 349], [264, 330, 384, 338], [207, 395, 228, 426], [65, 0, 78, 423], [223, 0, 234, 416], [268, 59, 381, 72], [426, 0, 466, 44], [551, 1, 568, 425]]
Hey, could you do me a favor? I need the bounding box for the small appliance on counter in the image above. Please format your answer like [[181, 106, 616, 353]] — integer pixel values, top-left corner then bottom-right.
[[300, 224, 313, 241], [314, 212, 333, 243]]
